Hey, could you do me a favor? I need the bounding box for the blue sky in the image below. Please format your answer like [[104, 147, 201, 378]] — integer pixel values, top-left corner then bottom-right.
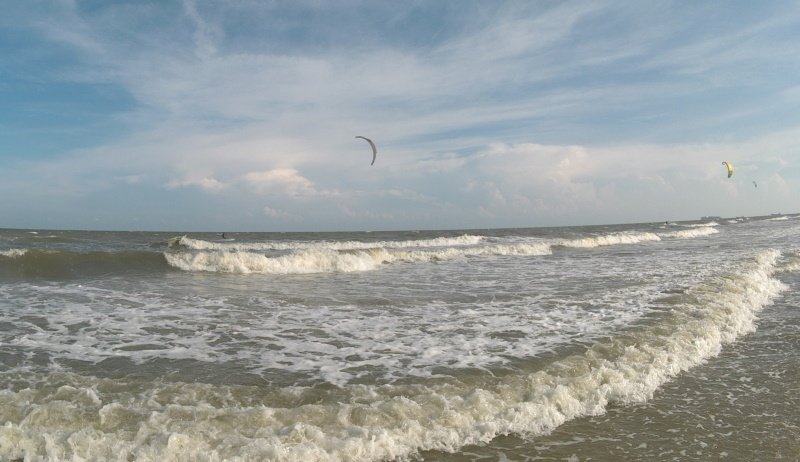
[[1, 0, 799, 231]]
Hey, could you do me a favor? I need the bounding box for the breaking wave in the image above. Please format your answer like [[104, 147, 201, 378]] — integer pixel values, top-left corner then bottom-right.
[[557, 232, 661, 248], [660, 226, 719, 239], [0, 249, 27, 258]]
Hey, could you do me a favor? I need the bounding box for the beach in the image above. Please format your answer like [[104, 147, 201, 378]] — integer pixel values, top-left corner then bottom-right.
[[0, 215, 798, 461]]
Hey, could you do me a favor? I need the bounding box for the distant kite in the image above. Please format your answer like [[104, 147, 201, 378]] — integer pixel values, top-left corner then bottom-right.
[[753, 181, 758, 188], [355, 136, 377, 166], [722, 161, 733, 178]]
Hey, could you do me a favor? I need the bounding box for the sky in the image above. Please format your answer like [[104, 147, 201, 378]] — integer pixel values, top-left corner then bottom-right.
[[1, 0, 799, 232]]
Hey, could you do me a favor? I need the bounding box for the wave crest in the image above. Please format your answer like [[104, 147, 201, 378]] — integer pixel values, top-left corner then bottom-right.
[[169, 234, 486, 252], [558, 232, 661, 248]]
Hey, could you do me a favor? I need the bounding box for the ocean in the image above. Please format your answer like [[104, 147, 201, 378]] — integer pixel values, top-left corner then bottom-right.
[[0, 215, 798, 461]]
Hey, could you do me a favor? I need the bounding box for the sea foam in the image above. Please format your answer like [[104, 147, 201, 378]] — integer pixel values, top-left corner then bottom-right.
[[659, 226, 719, 239], [0, 249, 27, 258], [558, 232, 661, 248]]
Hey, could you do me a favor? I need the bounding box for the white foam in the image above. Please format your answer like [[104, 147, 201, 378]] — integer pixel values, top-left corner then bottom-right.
[[767, 216, 788, 221], [0, 249, 27, 258], [0, 250, 785, 462], [659, 227, 719, 239], [558, 232, 661, 248], [165, 249, 385, 274]]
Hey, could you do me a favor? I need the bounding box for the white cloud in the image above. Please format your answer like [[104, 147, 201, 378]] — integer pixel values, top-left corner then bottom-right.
[[244, 168, 320, 197], [166, 176, 226, 191], [182, 0, 221, 58]]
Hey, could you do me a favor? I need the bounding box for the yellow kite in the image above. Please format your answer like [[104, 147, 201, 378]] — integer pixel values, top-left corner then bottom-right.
[[722, 161, 733, 178]]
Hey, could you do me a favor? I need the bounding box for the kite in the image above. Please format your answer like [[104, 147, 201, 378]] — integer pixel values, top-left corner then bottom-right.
[[722, 161, 733, 178], [355, 136, 377, 166]]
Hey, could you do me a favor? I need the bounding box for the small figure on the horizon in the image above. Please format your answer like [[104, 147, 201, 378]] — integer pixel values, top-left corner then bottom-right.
[[221, 232, 227, 239]]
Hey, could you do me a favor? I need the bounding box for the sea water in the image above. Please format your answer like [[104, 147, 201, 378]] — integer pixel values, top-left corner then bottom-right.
[[0, 215, 797, 461]]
